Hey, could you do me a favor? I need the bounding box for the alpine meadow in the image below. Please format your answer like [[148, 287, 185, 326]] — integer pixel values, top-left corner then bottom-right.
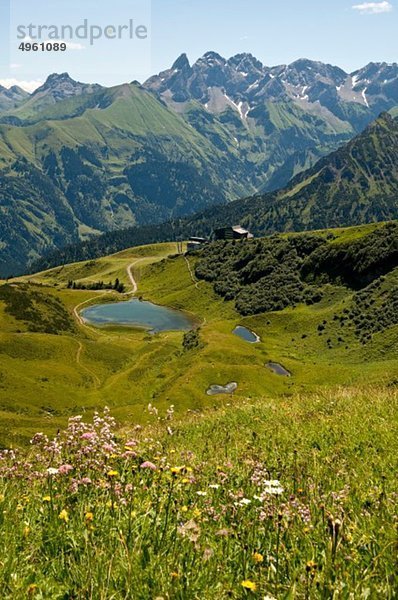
[[0, 4, 398, 597]]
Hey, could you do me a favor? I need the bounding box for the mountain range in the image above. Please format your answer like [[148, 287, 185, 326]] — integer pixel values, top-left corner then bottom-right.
[[1, 53, 398, 276], [30, 112, 398, 273]]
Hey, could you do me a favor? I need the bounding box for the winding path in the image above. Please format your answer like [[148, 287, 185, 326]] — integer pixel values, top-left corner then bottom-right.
[[126, 260, 141, 294], [184, 255, 200, 289], [76, 341, 101, 388]]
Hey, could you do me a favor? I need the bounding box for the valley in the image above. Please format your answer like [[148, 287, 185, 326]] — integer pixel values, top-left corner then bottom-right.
[[1, 222, 397, 448], [2, 55, 398, 277]]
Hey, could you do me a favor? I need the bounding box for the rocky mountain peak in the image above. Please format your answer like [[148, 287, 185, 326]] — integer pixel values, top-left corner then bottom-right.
[[172, 53, 191, 72], [31, 73, 102, 103]]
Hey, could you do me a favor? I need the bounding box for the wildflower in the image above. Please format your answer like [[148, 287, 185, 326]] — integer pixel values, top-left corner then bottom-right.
[[59, 509, 69, 522], [209, 484, 220, 489], [253, 552, 264, 563], [306, 561, 318, 573], [0, 494, 5, 503], [27, 584, 38, 596], [196, 491, 207, 497], [125, 440, 138, 448], [58, 464, 73, 475], [181, 506, 188, 513], [140, 461, 157, 471], [239, 498, 251, 506], [107, 470, 119, 478], [47, 467, 59, 476], [241, 580, 257, 591], [79, 477, 92, 486], [263, 480, 284, 496], [171, 572, 179, 579], [215, 528, 230, 537], [85, 512, 94, 522], [170, 466, 184, 475], [42, 496, 51, 503]]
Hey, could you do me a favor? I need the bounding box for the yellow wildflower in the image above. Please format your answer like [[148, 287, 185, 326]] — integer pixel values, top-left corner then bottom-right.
[[171, 572, 179, 580], [59, 509, 69, 522], [253, 552, 264, 563], [241, 580, 257, 592], [0, 494, 4, 503], [170, 466, 183, 475], [107, 470, 119, 478], [23, 526, 31, 538], [42, 496, 51, 503], [193, 508, 202, 518], [27, 584, 38, 596], [181, 506, 188, 513], [85, 512, 94, 522]]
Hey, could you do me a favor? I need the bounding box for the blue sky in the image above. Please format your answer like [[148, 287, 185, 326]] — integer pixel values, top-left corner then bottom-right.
[[0, 0, 397, 91]]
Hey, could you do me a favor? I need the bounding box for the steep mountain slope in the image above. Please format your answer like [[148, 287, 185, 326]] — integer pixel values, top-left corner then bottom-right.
[[0, 85, 29, 113], [0, 76, 257, 277], [145, 53, 398, 190], [203, 112, 398, 234], [2, 56, 398, 277], [0, 73, 103, 125], [31, 113, 398, 273]]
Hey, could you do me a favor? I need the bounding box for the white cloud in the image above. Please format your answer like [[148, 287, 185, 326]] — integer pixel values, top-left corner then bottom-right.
[[0, 78, 43, 93], [352, 1, 393, 14], [64, 41, 86, 50]]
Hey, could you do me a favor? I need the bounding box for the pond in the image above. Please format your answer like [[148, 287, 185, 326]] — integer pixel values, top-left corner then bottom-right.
[[81, 299, 195, 333], [207, 382, 238, 396], [233, 326, 260, 343], [266, 362, 291, 377]]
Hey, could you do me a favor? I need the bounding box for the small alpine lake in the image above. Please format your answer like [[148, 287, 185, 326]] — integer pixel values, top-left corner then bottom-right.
[[81, 299, 195, 333], [233, 326, 260, 343], [266, 362, 292, 377]]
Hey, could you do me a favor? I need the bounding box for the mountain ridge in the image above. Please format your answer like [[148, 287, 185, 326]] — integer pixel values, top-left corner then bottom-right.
[[2, 55, 398, 276], [28, 112, 398, 274]]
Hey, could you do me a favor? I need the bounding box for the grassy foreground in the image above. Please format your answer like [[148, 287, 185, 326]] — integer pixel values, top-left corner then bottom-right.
[[0, 386, 397, 598]]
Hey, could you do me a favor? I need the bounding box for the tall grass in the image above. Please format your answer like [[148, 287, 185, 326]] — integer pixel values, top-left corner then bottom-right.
[[0, 387, 397, 598]]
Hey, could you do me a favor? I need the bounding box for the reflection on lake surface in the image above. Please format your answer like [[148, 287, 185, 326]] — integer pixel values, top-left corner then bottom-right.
[[81, 299, 195, 333]]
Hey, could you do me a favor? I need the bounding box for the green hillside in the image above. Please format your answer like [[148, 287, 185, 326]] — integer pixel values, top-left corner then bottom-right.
[[32, 113, 398, 274], [0, 83, 255, 278], [187, 112, 398, 235], [0, 222, 397, 447]]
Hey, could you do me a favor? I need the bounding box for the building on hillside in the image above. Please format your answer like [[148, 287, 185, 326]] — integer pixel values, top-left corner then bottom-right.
[[214, 225, 254, 241], [187, 237, 208, 252]]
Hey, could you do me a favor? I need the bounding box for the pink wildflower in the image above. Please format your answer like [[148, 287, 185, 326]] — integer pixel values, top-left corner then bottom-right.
[[58, 464, 73, 475], [140, 461, 157, 471]]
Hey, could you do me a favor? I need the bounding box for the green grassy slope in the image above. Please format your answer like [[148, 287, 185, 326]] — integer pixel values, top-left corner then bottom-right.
[[183, 112, 398, 236], [0, 223, 397, 447], [0, 84, 256, 278], [32, 113, 398, 276]]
